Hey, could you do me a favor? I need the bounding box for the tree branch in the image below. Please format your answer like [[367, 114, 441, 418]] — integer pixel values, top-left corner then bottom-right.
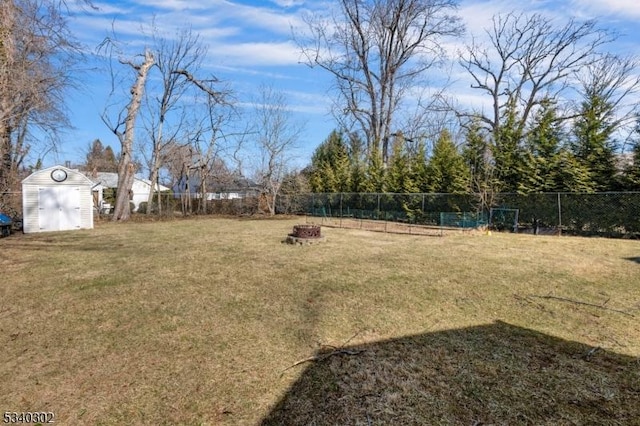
[[530, 294, 635, 317]]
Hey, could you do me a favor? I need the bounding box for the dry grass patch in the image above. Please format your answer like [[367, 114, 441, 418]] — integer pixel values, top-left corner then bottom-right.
[[1, 217, 639, 425]]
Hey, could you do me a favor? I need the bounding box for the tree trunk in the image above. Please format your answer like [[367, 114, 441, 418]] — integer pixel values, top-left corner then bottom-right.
[[113, 50, 154, 221], [146, 107, 164, 215], [146, 154, 160, 215]]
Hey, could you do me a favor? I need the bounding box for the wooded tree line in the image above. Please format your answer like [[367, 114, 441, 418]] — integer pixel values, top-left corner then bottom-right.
[[305, 2, 640, 197], [308, 106, 640, 196], [1, 0, 302, 220], [3, 0, 640, 221]]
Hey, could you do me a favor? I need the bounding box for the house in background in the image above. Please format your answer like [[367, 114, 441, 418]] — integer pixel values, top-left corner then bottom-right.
[[83, 172, 171, 213], [172, 174, 260, 201]]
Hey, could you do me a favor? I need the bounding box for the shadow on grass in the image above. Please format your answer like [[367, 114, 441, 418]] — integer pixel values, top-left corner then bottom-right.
[[262, 321, 639, 425], [625, 257, 640, 264]]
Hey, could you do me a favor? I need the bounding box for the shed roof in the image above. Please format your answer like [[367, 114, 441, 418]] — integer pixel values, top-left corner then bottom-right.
[[22, 165, 95, 185]]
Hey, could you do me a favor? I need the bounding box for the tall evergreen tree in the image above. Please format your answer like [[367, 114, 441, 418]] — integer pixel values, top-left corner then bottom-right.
[[524, 99, 564, 192], [462, 120, 498, 211], [386, 133, 418, 193], [427, 129, 469, 193], [552, 149, 596, 193], [572, 93, 618, 191], [309, 130, 352, 192], [623, 119, 640, 190], [85, 139, 118, 173], [410, 141, 430, 193], [348, 133, 368, 193], [463, 121, 489, 184], [364, 147, 386, 193], [492, 97, 527, 192]]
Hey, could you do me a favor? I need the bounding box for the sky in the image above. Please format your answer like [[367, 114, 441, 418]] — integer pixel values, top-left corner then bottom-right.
[[49, 0, 640, 174]]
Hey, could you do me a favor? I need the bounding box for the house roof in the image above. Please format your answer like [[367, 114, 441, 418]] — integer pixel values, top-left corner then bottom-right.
[[82, 171, 170, 191], [173, 174, 259, 193]]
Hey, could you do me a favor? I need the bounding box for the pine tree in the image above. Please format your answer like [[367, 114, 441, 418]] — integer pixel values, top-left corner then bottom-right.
[[463, 119, 495, 186], [410, 141, 430, 193], [85, 139, 118, 173], [309, 130, 352, 192], [623, 120, 640, 190], [385, 133, 418, 193], [102, 146, 118, 173], [462, 120, 498, 211], [364, 146, 386, 193], [492, 97, 526, 192], [553, 149, 596, 193], [347, 133, 367, 193], [427, 129, 469, 194], [572, 93, 618, 191], [524, 99, 564, 192]]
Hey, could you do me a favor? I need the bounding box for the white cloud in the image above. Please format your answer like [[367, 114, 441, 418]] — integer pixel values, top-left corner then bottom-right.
[[570, 0, 640, 19], [129, 0, 210, 11], [458, 1, 509, 37], [209, 41, 302, 67], [458, 0, 569, 39], [270, 0, 306, 7], [123, 0, 305, 36], [217, 1, 304, 36]]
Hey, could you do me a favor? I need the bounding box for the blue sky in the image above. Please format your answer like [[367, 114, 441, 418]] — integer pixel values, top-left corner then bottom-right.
[[51, 0, 640, 173]]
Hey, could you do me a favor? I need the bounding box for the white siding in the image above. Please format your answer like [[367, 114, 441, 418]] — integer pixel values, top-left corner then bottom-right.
[[22, 166, 94, 233], [131, 180, 149, 212]]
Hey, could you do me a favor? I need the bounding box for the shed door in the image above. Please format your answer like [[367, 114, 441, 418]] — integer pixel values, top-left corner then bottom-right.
[[38, 186, 81, 231]]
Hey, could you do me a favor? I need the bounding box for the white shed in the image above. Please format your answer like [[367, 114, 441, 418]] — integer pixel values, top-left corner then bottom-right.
[[22, 165, 95, 233]]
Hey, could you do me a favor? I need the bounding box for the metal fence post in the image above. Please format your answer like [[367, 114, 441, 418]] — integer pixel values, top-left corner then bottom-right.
[[377, 193, 381, 220], [557, 192, 562, 235]]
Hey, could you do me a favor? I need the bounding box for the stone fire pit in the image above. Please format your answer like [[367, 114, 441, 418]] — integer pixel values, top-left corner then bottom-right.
[[285, 224, 325, 245]]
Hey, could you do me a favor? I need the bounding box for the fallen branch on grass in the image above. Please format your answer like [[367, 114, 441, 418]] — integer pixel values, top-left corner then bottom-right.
[[512, 294, 548, 311], [282, 348, 367, 374], [282, 330, 369, 375], [530, 294, 635, 318]]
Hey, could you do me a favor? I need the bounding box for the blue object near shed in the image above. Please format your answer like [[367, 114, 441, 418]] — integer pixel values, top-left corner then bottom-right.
[[0, 212, 12, 237]]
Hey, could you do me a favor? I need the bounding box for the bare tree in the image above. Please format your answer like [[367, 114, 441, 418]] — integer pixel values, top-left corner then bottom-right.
[[298, 0, 463, 166], [575, 53, 640, 152], [162, 141, 194, 214], [459, 12, 613, 142], [102, 49, 155, 221], [195, 101, 234, 214], [169, 68, 235, 215], [252, 85, 303, 216], [0, 0, 82, 209], [142, 28, 206, 214], [101, 22, 235, 219]]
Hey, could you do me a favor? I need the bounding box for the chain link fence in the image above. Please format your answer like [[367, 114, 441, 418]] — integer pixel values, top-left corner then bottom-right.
[[5, 188, 640, 237], [276, 192, 640, 238], [1, 190, 263, 219]]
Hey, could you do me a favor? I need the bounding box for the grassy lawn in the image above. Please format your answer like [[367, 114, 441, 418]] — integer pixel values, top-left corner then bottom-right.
[[1, 217, 639, 425]]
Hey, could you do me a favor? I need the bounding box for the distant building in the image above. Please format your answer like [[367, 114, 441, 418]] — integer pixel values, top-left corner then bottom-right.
[[172, 175, 260, 200], [83, 171, 171, 213]]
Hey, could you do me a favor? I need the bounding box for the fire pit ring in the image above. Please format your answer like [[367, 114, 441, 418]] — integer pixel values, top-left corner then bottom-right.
[[292, 224, 321, 239], [285, 224, 325, 245]]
